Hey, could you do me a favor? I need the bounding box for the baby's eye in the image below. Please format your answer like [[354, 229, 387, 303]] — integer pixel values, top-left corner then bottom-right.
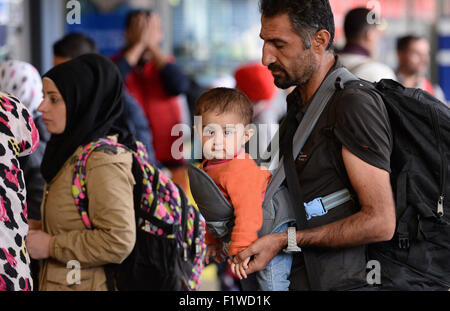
[[205, 129, 215, 136], [224, 130, 232, 135]]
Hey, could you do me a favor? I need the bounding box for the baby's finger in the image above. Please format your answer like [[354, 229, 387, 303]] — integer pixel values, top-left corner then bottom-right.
[[239, 264, 247, 279], [233, 263, 241, 279], [243, 257, 251, 269]]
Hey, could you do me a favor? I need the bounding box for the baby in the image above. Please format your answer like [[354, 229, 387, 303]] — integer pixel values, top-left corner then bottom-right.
[[194, 87, 292, 291]]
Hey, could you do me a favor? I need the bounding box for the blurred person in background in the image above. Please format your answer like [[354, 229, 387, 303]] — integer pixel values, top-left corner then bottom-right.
[[0, 60, 49, 289], [112, 9, 191, 192], [53, 33, 98, 66], [338, 7, 397, 82], [396, 35, 447, 103], [53, 32, 158, 165]]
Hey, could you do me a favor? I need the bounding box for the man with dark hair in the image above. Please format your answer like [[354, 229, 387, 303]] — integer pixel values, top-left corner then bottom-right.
[[232, 0, 397, 291], [396, 35, 447, 103], [338, 7, 396, 82], [112, 10, 191, 192], [53, 33, 98, 66]]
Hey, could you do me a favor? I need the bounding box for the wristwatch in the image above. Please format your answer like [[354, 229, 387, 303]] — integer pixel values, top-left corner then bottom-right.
[[283, 227, 302, 253]]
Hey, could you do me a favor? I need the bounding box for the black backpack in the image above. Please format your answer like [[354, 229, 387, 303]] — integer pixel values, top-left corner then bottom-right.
[[328, 77, 450, 289], [72, 139, 206, 291]]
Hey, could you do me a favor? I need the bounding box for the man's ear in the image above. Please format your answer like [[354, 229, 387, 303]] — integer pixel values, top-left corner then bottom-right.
[[312, 29, 331, 51]]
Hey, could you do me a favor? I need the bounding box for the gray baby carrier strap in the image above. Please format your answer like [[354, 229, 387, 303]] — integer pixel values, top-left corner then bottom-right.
[[188, 67, 358, 241]]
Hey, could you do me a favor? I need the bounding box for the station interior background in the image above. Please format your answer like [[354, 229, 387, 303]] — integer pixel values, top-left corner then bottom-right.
[[1, 0, 449, 290]]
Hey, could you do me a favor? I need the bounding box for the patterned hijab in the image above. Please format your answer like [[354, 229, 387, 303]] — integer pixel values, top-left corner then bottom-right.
[[0, 60, 43, 117], [40, 53, 127, 183]]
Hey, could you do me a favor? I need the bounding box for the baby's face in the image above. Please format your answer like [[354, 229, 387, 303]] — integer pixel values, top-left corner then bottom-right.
[[197, 110, 252, 161]]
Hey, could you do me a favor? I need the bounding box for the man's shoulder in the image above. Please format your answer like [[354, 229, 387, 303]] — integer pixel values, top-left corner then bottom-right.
[[333, 84, 385, 113]]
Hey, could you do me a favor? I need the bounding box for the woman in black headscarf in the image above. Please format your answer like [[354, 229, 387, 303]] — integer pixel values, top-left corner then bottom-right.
[[25, 54, 136, 291]]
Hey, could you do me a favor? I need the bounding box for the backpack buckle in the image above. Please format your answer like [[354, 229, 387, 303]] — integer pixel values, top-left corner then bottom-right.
[[304, 198, 327, 221], [195, 238, 201, 256], [335, 77, 345, 90], [398, 236, 410, 249], [183, 242, 188, 261]]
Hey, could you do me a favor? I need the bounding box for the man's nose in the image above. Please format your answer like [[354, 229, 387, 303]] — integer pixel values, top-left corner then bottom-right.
[[262, 43, 276, 67]]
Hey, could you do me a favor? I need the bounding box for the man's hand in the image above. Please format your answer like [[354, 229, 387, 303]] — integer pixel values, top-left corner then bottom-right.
[[125, 13, 149, 48], [230, 232, 287, 275], [145, 13, 163, 51], [26, 230, 52, 260], [124, 13, 149, 66], [143, 13, 169, 69]]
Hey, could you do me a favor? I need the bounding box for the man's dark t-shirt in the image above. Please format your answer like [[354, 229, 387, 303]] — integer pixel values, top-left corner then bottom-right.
[[283, 57, 393, 290]]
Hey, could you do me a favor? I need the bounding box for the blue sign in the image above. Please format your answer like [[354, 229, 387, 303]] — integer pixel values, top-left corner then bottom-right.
[[66, 1, 133, 57]]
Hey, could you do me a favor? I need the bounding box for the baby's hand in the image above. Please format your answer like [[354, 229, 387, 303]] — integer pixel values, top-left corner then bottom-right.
[[206, 244, 226, 264], [230, 256, 251, 280]]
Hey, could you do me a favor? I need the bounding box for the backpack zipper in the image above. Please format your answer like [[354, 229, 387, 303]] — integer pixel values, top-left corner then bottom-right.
[[438, 196, 444, 217], [42, 184, 49, 230], [192, 207, 200, 257], [429, 105, 446, 217]]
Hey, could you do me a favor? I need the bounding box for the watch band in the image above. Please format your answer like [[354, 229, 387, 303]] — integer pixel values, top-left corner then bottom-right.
[[284, 227, 302, 253]]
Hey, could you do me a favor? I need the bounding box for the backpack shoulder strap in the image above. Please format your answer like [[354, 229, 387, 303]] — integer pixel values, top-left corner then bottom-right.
[[72, 138, 139, 229]]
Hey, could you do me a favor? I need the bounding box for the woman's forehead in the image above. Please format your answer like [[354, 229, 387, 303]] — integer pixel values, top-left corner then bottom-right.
[[42, 77, 58, 90]]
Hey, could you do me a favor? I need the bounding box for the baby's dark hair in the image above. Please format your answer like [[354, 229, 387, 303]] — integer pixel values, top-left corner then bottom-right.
[[195, 88, 254, 125]]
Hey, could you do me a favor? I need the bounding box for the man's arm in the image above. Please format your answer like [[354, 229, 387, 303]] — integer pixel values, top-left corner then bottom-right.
[[295, 146, 396, 248], [233, 146, 396, 275]]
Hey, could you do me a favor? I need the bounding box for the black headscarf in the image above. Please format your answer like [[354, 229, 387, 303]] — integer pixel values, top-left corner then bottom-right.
[[40, 53, 130, 183]]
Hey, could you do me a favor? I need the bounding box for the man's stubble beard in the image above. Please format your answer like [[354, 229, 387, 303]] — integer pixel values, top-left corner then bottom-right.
[[271, 50, 317, 90]]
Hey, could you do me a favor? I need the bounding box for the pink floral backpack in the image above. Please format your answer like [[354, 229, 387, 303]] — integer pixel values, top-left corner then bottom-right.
[[72, 138, 206, 291]]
